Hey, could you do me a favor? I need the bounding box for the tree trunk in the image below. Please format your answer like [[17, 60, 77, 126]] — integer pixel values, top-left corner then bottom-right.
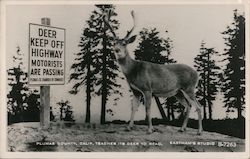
[[208, 101, 212, 120], [100, 31, 107, 125], [167, 104, 171, 121], [60, 107, 63, 120], [203, 100, 207, 120], [207, 51, 212, 120], [237, 96, 242, 119], [85, 56, 91, 123], [170, 106, 175, 120], [154, 96, 167, 121], [17, 99, 24, 122], [235, 60, 242, 120], [203, 70, 207, 120]]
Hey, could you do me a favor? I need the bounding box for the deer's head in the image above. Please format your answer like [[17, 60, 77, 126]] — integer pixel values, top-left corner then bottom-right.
[[104, 10, 137, 59]]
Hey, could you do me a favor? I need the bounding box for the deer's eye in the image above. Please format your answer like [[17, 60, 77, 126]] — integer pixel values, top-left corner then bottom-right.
[[114, 48, 120, 53], [122, 41, 127, 46]]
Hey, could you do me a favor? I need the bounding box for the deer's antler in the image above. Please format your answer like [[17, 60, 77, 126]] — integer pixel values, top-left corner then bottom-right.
[[124, 10, 135, 40]]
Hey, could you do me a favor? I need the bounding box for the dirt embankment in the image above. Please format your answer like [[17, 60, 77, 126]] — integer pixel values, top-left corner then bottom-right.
[[8, 122, 245, 152]]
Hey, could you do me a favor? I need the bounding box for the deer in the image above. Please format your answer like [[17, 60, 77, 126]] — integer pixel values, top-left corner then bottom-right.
[[103, 10, 203, 135]]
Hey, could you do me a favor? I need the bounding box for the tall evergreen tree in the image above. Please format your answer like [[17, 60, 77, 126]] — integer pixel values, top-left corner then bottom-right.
[[69, 27, 99, 123], [134, 28, 177, 121], [7, 47, 40, 124], [69, 5, 122, 124], [97, 5, 122, 124], [221, 10, 245, 119], [194, 41, 220, 120], [135, 28, 175, 64], [7, 47, 29, 122]]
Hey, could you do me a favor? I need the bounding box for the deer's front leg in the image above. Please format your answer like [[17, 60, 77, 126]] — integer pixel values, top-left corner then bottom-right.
[[127, 95, 140, 131], [143, 91, 153, 134]]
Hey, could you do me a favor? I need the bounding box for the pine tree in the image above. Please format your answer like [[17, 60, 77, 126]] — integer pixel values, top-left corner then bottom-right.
[[194, 41, 220, 120], [221, 10, 245, 119], [69, 5, 122, 124], [69, 27, 99, 123], [134, 28, 177, 121], [7, 46, 40, 123], [135, 28, 175, 64], [24, 90, 40, 122], [96, 5, 122, 124]]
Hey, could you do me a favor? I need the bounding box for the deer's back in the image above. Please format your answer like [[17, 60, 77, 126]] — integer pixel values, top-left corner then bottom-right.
[[142, 62, 198, 92], [124, 60, 198, 95]]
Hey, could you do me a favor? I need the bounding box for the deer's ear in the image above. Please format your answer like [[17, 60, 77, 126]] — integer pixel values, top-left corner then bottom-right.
[[126, 35, 137, 44]]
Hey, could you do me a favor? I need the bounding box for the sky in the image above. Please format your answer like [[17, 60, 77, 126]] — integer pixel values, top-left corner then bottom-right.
[[5, 2, 245, 123]]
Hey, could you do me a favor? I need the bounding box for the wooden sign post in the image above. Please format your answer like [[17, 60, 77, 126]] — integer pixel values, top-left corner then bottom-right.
[[40, 18, 51, 128], [40, 85, 50, 128]]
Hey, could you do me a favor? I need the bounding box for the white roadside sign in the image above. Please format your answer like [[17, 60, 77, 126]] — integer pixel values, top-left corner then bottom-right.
[[29, 23, 65, 85]]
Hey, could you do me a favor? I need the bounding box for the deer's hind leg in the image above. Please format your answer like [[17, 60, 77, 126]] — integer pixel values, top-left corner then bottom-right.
[[143, 91, 153, 134], [193, 98, 203, 135], [180, 90, 203, 135], [175, 91, 191, 132]]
